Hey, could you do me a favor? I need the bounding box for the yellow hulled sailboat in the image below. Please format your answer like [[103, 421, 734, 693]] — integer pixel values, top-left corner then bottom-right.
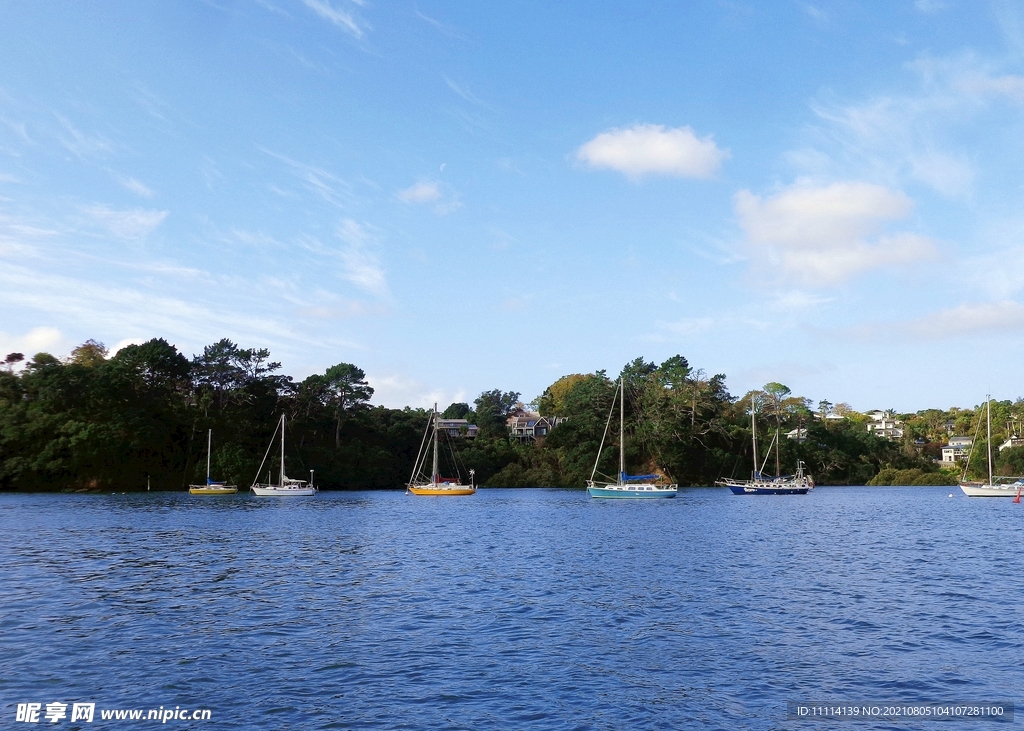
[[407, 404, 476, 496], [189, 429, 238, 495]]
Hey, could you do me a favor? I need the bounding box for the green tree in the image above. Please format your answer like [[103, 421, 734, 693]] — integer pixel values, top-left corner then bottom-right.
[[442, 402, 471, 419], [474, 389, 520, 438], [323, 363, 373, 447]]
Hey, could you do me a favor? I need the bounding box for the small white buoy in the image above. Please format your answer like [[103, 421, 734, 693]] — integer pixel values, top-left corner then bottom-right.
[[948, 493, 954, 498]]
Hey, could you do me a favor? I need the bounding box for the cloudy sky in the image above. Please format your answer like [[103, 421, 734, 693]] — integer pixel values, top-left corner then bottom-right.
[[2, 1, 1023, 411]]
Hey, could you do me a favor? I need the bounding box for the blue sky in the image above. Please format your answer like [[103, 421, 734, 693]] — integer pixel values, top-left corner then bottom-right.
[[2, 1, 1024, 412]]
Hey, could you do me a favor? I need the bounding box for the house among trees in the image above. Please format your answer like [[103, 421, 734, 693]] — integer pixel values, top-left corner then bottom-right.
[[999, 436, 1024, 452], [437, 418, 478, 438], [785, 426, 807, 442], [866, 410, 904, 440], [507, 412, 564, 442], [941, 436, 973, 464]]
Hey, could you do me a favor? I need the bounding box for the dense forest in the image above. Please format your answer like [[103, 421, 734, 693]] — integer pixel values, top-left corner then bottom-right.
[[1, 338, 1022, 491]]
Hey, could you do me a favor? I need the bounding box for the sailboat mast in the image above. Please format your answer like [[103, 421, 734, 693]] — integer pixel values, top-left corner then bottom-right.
[[619, 378, 625, 485], [206, 429, 212, 484], [280, 414, 285, 486], [751, 408, 758, 479], [987, 395, 993, 486], [432, 403, 439, 485]]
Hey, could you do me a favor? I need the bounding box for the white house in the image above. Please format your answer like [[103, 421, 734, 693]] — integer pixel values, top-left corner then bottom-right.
[[785, 427, 807, 442], [999, 437, 1024, 452], [866, 411, 904, 440], [941, 436, 972, 464]]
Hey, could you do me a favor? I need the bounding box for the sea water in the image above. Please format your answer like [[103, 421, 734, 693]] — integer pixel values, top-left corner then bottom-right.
[[1, 487, 1020, 729]]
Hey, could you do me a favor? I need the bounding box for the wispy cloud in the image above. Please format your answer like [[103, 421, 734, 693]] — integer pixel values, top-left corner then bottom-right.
[[847, 300, 1024, 341], [336, 219, 389, 298], [398, 181, 441, 203], [415, 10, 465, 39], [443, 76, 491, 108], [302, 0, 366, 38], [259, 147, 353, 208], [295, 299, 388, 319], [576, 124, 729, 180], [55, 114, 114, 159], [397, 180, 461, 214], [80, 204, 168, 240], [914, 0, 946, 13], [115, 174, 155, 198], [734, 181, 936, 286], [0, 261, 303, 349], [801, 53, 1024, 198]]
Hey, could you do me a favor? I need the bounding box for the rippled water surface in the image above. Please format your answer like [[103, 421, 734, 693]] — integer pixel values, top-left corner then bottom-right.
[[2, 487, 1022, 729]]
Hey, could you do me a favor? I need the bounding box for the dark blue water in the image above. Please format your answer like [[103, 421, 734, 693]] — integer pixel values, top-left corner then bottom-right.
[[1, 487, 1020, 729]]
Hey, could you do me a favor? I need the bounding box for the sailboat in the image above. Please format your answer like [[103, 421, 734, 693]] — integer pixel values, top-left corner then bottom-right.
[[251, 414, 317, 496], [586, 378, 677, 498], [189, 429, 238, 495], [407, 404, 476, 495], [716, 407, 813, 495], [959, 395, 1024, 497]]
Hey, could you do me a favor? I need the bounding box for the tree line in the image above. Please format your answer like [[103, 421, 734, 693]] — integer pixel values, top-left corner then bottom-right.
[[1, 339, 1020, 491]]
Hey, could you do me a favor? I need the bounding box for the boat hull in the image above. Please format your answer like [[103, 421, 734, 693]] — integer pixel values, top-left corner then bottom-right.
[[725, 484, 809, 495], [407, 484, 476, 496], [587, 483, 677, 498], [189, 485, 238, 495], [959, 481, 1024, 497], [251, 485, 316, 496]]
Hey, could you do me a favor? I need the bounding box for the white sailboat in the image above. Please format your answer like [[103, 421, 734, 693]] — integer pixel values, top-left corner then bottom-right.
[[586, 378, 677, 498], [189, 429, 238, 495], [716, 407, 813, 495], [251, 414, 317, 496], [959, 395, 1024, 497], [407, 404, 476, 496]]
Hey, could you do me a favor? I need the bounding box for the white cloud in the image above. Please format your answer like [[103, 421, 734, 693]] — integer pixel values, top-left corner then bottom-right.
[[302, 0, 365, 38], [850, 301, 1024, 341], [110, 338, 146, 356], [118, 176, 155, 198], [770, 290, 834, 311], [81, 204, 168, 240], [259, 147, 353, 208], [915, 0, 946, 13], [954, 72, 1024, 101], [368, 372, 466, 410], [734, 181, 936, 286], [397, 180, 461, 214], [55, 115, 114, 159], [576, 124, 728, 180], [398, 181, 441, 203], [0, 261, 319, 353], [801, 53, 1024, 198], [443, 76, 490, 107], [336, 219, 389, 298], [907, 151, 976, 199], [801, 3, 827, 21], [0, 326, 65, 360]]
